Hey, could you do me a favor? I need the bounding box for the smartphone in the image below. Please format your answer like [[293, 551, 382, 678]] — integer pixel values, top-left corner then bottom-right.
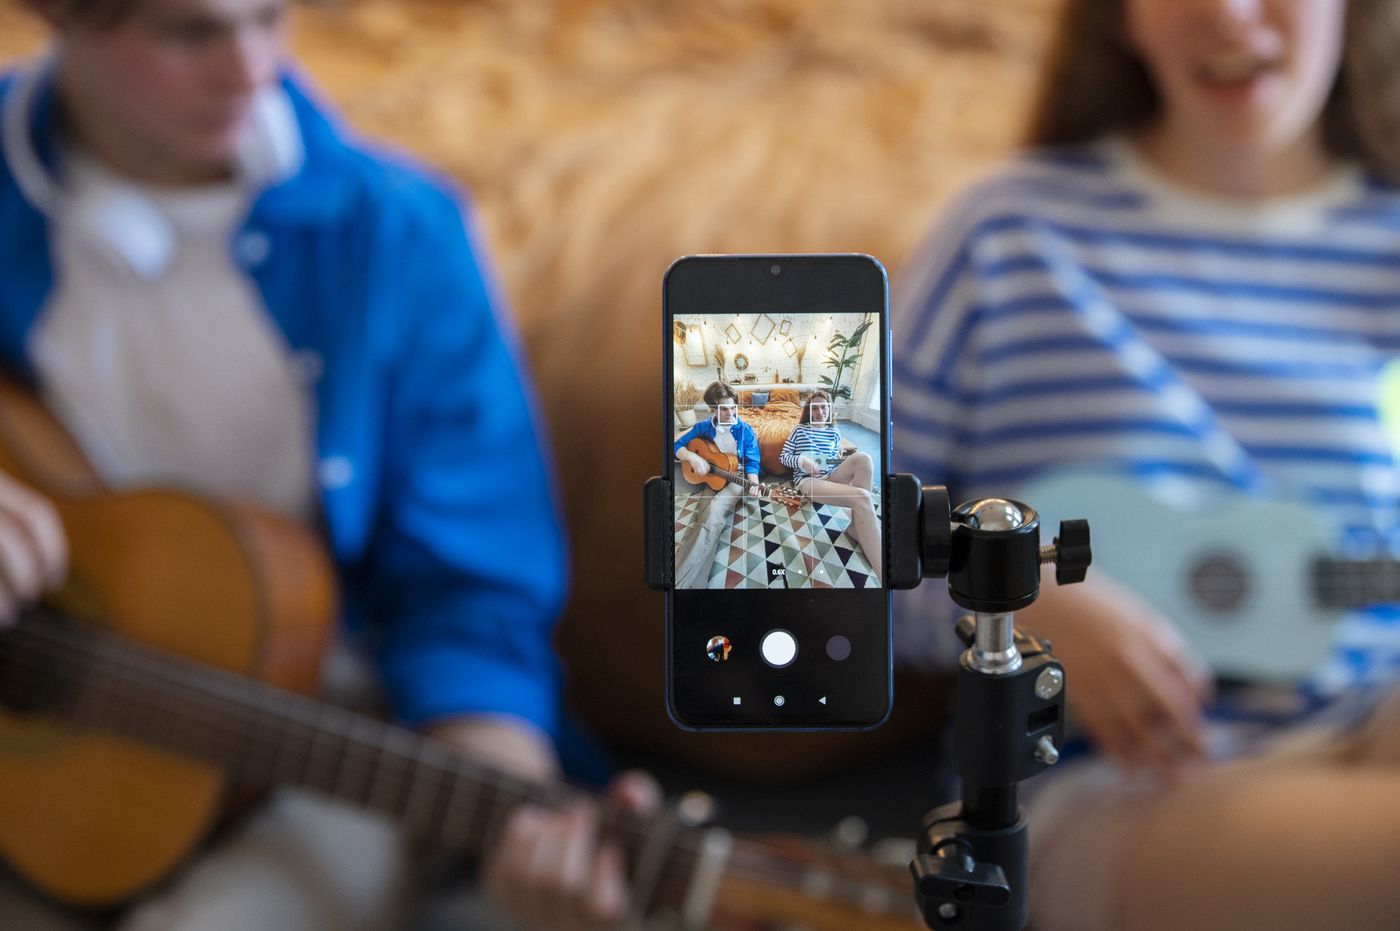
[[664, 255, 892, 729]]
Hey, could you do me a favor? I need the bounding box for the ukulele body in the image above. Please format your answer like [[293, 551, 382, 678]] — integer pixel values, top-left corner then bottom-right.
[[0, 378, 336, 906]]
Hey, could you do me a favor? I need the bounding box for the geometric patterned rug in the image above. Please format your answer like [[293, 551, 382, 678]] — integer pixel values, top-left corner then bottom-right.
[[674, 490, 880, 589]]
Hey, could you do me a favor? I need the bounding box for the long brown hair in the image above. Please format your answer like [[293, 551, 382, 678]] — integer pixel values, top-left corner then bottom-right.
[[1026, 0, 1400, 178], [800, 389, 834, 426]]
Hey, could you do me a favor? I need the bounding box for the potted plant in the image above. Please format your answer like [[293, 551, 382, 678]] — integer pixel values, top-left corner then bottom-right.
[[819, 320, 872, 416], [676, 380, 702, 427]]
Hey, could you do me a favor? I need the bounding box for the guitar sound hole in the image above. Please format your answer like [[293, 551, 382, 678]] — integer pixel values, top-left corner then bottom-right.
[[1189, 554, 1250, 615]]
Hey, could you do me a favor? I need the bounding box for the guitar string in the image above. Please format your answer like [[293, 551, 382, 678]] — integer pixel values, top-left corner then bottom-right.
[[2, 620, 576, 849], [0, 620, 918, 913], [0, 619, 738, 901], [0, 622, 907, 916]]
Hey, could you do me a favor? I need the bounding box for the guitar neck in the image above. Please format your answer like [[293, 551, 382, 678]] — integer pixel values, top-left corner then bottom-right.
[[0, 613, 702, 916], [709, 463, 749, 487], [0, 612, 922, 929]]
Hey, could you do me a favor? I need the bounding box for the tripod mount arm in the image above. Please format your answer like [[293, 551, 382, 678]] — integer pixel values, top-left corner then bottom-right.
[[888, 475, 1090, 931]]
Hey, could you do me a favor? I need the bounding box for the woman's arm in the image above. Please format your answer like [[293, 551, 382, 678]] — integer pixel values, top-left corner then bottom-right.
[[778, 424, 805, 468]]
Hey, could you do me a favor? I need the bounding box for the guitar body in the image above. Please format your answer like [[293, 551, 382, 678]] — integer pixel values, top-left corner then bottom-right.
[[0, 378, 336, 906], [682, 436, 742, 492], [1020, 471, 1337, 682]]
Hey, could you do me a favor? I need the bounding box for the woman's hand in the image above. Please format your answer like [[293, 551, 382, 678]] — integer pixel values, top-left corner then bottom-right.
[[0, 470, 67, 626], [798, 455, 820, 475], [1018, 567, 1213, 774]]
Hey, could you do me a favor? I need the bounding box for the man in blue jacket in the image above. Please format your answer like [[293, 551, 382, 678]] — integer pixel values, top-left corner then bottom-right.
[[0, 0, 653, 929], [673, 381, 762, 588]]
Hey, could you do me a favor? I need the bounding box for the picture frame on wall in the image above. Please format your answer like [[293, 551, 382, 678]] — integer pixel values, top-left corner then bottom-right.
[[683, 324, 708, 366], [725, 324, 742, 344], [779, 318, 792, 336], [750, 314, 776, 344]]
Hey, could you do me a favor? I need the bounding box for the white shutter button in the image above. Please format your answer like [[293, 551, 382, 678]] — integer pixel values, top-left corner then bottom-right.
[[760, 630, 797, 667]]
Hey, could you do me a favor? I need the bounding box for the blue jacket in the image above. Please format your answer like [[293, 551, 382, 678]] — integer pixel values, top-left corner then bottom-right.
[[675, 417, 762, 477], [0, 70, 570, 738]]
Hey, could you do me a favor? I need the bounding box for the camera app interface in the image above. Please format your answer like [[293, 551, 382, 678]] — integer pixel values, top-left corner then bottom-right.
[[672, 311, 883, 589]]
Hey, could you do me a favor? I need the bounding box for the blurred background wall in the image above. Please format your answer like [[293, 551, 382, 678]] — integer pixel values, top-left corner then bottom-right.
[[0, 0, 1057, 779]]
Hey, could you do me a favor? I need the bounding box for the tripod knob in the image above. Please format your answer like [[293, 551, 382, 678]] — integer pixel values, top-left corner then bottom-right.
[[911, 842, 1012, 906], [1040, 519, 1091, 585], [921, 485, 952, 579]]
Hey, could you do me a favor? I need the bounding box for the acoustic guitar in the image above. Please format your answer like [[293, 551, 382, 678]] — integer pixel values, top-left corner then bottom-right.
[[1021, 470, 1400, 682], [680, 437, 801, 508], [0, 379, 920, 930]]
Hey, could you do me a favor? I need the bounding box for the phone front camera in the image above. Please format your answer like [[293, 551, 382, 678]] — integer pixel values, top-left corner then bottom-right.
[[770, 264, 781, 275]]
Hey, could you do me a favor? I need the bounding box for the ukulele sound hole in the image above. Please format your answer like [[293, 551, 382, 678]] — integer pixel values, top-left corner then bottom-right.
[[1189, 554, 1250, 615]]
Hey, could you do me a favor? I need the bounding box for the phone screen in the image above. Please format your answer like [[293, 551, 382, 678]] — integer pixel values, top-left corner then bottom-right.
[[664, 255, 891, 729]]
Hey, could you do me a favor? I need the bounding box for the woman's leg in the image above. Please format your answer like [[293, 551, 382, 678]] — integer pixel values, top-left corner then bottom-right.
[[822, 451, 874, 490], [802, 473, 881, 584], [1113, 766, 1400, 931], [1031, 694, 1400, 931]]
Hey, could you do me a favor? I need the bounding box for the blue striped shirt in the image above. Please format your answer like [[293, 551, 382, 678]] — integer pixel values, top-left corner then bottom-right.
[[891, 139, 1400, 696], [780, 423, 843, 484]]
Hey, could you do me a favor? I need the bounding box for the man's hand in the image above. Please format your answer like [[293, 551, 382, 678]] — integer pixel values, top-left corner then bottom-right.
[[485, 770, 661, 931], [1018, 567, 1213, 774], [684, 451, 710, 477], [0, 470, 67, 626], [429, 716, 663, 931]]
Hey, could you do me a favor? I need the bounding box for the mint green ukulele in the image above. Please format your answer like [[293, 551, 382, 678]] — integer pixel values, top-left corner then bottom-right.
[[1020, 472, 1400, 682]]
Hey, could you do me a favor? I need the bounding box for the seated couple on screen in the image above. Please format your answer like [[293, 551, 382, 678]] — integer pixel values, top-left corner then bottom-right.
[[673, 384, 880, 588]]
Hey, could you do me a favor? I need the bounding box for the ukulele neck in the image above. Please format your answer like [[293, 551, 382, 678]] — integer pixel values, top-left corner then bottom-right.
[[1313, 557, 1400, 608]]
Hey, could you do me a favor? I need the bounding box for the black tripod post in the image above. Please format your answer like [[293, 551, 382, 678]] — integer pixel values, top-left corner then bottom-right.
[[887, 477, 1090, 931]]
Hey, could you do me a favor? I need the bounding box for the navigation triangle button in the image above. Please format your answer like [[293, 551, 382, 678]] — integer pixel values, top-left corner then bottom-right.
[[819, 696, 827, 704]]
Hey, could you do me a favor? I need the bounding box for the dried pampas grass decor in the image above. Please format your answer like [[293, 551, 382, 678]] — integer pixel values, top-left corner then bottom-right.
[[0, 0, 1057, 778]]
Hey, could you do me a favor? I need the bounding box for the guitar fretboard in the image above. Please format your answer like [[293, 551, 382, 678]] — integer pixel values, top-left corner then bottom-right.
[[0, 612, 701, 915]]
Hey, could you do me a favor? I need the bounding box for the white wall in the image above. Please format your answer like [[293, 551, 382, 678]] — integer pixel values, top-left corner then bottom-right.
[[674, 312, 874, 395]]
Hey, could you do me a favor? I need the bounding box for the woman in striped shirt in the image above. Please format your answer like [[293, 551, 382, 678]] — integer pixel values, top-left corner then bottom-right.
[[894, 1, 1400, 928], [781, 390, 883, 584]]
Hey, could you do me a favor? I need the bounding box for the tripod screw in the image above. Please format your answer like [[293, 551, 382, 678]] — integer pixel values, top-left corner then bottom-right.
[[1034, 735, 1060, 765], [937, 903, 960, 921], [1034, 666, 1064, 700]]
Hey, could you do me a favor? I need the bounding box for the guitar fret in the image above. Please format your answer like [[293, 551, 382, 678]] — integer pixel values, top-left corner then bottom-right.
[[331, 717, 383, 805], [366, 728, 418, 815], [399, 751, 445, 837], [438, 762, 482, 849], [301, 706, 347, 795], [477, 778, 527, 855], [268, 703, 314, 785]]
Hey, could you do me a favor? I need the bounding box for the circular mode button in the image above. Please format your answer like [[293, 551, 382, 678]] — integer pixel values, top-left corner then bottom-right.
[[761, 629, 797, 668]]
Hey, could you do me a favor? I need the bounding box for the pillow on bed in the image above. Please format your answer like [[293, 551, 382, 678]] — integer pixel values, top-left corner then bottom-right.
[[738, 390, 753, 406], [750, 390, 770, 407], [769, 387, 800, 405]]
